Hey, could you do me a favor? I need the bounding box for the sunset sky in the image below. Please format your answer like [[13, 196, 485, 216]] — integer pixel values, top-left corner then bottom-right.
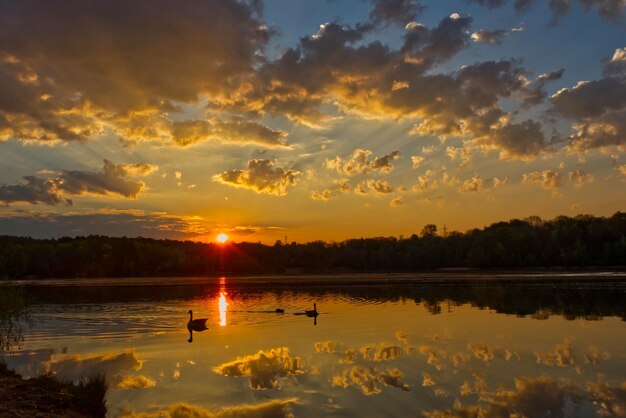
[[0, 0, 624, 243]]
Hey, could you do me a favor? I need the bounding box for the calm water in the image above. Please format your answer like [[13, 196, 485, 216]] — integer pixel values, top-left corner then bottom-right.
[[2, 274, 626, 417]]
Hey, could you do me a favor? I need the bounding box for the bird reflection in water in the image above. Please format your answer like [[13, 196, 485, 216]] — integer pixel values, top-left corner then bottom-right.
[[187, 309, 208, 343]]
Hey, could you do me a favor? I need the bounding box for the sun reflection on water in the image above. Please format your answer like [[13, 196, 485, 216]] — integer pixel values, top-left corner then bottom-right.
[[218, 277, 229, 326]]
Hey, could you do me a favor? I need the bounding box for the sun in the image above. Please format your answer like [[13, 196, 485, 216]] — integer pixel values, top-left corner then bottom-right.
[[216, 233, 229, 243]]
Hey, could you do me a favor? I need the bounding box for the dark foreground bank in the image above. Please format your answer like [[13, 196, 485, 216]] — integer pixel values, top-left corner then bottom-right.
[[0, 362, 106, 418]]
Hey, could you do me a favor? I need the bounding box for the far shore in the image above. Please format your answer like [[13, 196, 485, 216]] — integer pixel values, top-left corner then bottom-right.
[[3, 267, 626, 287]]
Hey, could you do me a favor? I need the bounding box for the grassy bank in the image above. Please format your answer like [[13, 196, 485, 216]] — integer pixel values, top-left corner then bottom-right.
[[0, 361, 107, 418]]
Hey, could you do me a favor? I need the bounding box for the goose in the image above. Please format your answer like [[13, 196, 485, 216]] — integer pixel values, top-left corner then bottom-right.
[[187, 310, 208, 331], [305, 303, 318, 317]]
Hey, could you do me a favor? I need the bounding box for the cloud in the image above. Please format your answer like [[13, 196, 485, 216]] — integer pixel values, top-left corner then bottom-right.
[[390, 196, 404, 207], [56, 160, 148, 198], [604, 47, 626, 78], [459, 176, 484, 193], [0, 208, 281, 239], [229, 13, 549, 162], [358, 179, 394, 195], [325, 150, 400, 176], [411, 155, 425, 169], [116, 163, 159, 177], [535, 339, 576, 367], [41, 350, 143, 386], [360, 344, 404, 361], [489, 120, 548, 159], [467, 342, 495, 362], [568, 170, 595, 187], [332, 366, 409, 395], [419, 345, 447, 371], [314, 341, 341, 353], [0, 0, 270, 144], [470, 28, 514, 44], [368, 0, 425, 27], [459, 175, 508, 192], [169, 119, 289, 148], [551, 48, 626, 152], [422, 372, 436, 386], [213, 347, 304, 389], [584, 346, 610, 365], [0, 160, 153, 205], [586, 380, 626, 417], [464, 0, 626, 23], [310, 188, 334, 201], [212, 160, 301, 196], [446, 146, 473, 169], [425, 375, 578, 418], [115, 374, 156, 390], [412, 170, 437, 192], [0, 176, 69, 206], [124, 399, 298, 418], [310, 178, 352, 201], [0, 3, 555, 160], [522, 170, 562, 189]]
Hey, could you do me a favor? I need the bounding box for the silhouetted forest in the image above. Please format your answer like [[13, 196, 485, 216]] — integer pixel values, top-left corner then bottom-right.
[[1, 212, 625, 278]]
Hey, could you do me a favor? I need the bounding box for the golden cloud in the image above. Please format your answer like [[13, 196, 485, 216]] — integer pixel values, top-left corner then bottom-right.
[[212, 160, 301, 196], [213, 347, 304, 389]]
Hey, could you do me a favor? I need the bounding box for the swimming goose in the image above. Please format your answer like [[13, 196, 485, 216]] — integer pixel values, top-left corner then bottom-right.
[[305, 303, 318, 317], [187, 310, 208, 331]]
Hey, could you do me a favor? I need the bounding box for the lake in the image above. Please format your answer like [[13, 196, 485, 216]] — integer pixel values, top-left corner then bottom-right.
[[2, 274, 626, 417]]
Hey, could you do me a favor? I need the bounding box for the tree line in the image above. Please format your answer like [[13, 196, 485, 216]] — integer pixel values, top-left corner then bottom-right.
[[0, 212, 625, 278]]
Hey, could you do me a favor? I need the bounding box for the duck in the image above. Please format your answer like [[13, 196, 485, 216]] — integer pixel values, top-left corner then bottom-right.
[[275, 308, 285, 314], [305, 303, 318, 317], [187, 310, 208, 331]]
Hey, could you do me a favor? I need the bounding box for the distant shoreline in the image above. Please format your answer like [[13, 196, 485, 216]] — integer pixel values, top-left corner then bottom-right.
[[5, 268, 626, 288]]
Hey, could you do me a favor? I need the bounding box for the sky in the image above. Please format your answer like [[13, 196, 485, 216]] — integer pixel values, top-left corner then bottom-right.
[[0, 0, 625, 243]]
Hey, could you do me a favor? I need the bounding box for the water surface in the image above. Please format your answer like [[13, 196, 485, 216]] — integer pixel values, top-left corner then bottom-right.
[[2, 274, 626, 417]]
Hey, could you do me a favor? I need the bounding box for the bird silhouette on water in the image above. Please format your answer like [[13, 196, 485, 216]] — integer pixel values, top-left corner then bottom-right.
[[187, 310, 208, 343], [305, 303, 318, 317]]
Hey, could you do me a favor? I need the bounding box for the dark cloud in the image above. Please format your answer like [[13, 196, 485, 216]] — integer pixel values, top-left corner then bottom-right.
[[551, 79, 626, 119], [0, 160, 153, 206], [0, 209, 281, 239], [0, 209, 203, 239], [0, 0, 269, 144], [0, 176, 68, 206], [551, 48, 626, 151], [490, 120, 547, 158], [0, 2, 554, 159], [212, 159, 301, 196], [465, 0, 625, 22], [170, 119, 288, 147], [57, 160, 148, 198], [368, 0, 425, 27], [425, 376, 578, 417]]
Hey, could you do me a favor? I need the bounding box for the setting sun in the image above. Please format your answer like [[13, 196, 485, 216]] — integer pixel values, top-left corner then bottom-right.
[[216, 233, 228, 243]]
